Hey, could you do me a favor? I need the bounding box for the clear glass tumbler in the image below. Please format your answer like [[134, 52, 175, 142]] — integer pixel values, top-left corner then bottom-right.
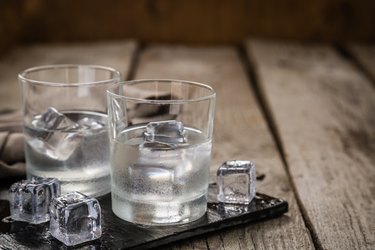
[[107, 79, 216, 225], [19, 65, 121, 197]]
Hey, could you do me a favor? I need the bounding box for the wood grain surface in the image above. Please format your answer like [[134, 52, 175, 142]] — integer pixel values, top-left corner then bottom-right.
[[246, 39, 375, 250], [134, 46, 313, 249], [0, 41, 137, 110]]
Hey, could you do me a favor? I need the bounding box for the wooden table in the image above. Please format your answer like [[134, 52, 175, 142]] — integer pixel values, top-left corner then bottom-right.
[[0, 40, 373, 249]]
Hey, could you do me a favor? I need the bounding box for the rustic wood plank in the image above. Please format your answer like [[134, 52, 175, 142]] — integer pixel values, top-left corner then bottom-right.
[[346, 44, 375, 84], [246, 40, 375, 250], [135, 46, 313, 249], [0, 41, 137, 110]]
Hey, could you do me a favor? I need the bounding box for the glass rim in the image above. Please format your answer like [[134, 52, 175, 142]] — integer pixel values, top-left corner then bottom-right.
[[18, 64, 121, 87], [107, 79, 216, 104]]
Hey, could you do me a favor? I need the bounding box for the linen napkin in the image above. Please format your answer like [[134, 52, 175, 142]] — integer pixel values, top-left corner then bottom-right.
[[0, 109, 25, 178]]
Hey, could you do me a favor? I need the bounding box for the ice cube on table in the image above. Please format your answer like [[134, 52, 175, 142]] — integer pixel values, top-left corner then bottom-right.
[[217, 160, 256, 204], [28, 107, 82, 160], [143, 120, 186, 146], [49, 192, 101, 246], [9, 177, 60, 224]]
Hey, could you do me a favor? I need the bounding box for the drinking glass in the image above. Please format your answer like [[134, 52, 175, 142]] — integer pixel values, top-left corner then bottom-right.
[[107, 79, 216, 225], [19, 64, 121, 197]]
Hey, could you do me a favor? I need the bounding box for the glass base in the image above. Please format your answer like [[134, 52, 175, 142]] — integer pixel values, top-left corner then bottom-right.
[[112, 193, 207, 226]]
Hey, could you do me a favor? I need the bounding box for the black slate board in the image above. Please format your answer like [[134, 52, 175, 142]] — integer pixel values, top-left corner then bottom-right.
[[0, 184, 288, 249]]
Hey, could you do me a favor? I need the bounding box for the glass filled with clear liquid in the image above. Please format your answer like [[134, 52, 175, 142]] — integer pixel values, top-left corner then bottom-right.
[[19, 65, 120, 197], [107, 80, 216, 225]]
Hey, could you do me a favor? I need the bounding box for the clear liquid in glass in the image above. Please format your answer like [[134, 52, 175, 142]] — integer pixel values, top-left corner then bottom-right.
[[24, 111, 110, 197], [110, 124, 211, 225]]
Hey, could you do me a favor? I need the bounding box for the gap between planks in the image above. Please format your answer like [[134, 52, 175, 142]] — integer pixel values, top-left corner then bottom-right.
[[237, 44, 321, 250], [335, 44, 375, 89], [331, 43, 375, 248], [245, 39, 375, 250]]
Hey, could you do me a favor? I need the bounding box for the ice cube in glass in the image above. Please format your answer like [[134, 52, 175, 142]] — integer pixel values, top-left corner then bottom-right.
[[36, 107, 79, 130], [144, 120, 186, 145], [77, 116, 106, 130], [49, 192, 101, 246], [217, 160, 256, 204], [29, 107, 81, 160], [128, 163, 174, 202], [9, 177, 60, 224]]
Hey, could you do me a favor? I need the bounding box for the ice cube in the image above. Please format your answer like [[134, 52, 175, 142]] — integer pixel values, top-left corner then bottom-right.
[[77, 116, 105, 131], [138, 140, 191, 183], [127, 163, 174, 202], [144, 120, 186, 146], [217, 202, 251, 216], [217, 160, 256, 204], [49, 192, 101, 246], [29, 107, 81, 160], [9, 177, 61, 224], [34, 107, 79, 131]]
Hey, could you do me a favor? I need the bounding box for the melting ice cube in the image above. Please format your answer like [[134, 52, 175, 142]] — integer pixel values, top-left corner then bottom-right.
[[28, 107, 82, 160], [33, 107, 79, 131], [77, 116, 105, 131], [9, 177, 61, 224], [127, 163, 174, 202], [49, 192, 101, 246], [143, 120, 186, 146], [217, 160, 256, 204]]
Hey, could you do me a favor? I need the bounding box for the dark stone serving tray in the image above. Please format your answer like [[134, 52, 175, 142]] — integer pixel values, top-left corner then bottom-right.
[[0, 184, 288, 249]]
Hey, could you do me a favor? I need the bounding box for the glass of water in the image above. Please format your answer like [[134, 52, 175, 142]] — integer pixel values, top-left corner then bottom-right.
[[19, 65, 121, 197], [107, 79, 216, 225]]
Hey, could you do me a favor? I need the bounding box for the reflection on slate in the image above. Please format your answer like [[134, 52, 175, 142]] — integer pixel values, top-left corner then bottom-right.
[[0, 184, 288, 249]]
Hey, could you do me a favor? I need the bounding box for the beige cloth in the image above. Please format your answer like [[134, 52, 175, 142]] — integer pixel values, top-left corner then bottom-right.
[[0, 110, 25, 178]]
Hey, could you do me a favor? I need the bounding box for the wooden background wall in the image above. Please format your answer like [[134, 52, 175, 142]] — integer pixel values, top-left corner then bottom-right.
[[1, 0, 375, 54]]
